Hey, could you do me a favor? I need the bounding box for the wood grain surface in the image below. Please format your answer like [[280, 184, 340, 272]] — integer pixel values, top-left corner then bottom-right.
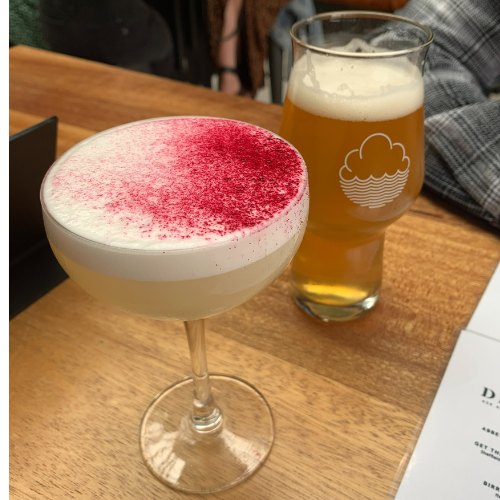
[[9, 46, 500, 500]]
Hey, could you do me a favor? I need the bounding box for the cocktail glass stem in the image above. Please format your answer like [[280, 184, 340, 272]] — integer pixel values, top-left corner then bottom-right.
[[184, 319, 223, 432], [140, 318, 274, 492]]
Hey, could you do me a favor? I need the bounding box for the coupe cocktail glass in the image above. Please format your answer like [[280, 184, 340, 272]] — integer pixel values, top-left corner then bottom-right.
[[41, 117, 308, 493]]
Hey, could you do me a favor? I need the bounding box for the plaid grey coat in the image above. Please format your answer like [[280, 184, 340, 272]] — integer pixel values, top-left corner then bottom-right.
[[398, 0, 500, 228]]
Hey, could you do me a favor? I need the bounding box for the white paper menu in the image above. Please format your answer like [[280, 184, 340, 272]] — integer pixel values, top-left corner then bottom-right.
[[467, 261, 500, 342], [395, 262, 500, 500]]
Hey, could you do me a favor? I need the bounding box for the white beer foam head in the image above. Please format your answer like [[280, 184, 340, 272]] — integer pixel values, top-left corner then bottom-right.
[[42, 117, 309, 281], [287, 48, 424, 122]]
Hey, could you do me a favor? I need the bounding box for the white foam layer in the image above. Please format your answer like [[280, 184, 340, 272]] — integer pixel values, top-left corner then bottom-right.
[[42, 117, 309, 281], [287, 49, 424, 122]]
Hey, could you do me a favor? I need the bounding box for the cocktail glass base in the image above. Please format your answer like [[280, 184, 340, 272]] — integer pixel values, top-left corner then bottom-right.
[[140, 374, 274, 494], [293, 291, 379, 322]]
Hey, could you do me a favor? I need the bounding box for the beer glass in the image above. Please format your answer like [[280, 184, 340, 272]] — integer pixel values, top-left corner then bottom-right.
[[280, 12, 432, 321]]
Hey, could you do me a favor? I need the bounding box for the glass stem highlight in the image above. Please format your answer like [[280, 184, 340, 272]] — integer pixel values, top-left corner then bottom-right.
[[184, 319, 223, 432]]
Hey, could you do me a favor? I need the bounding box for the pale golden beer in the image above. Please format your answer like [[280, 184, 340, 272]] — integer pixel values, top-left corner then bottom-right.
[[280, 13, 432, 320]]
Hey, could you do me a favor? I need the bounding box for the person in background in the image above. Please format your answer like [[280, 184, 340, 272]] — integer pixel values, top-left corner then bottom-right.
[[207, 0, 291, 97], [397, 0, 500, 228], [212, 0, 246, 95]]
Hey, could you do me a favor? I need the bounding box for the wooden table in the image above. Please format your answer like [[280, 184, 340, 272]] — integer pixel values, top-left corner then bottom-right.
[[9, 46, 500, 499]]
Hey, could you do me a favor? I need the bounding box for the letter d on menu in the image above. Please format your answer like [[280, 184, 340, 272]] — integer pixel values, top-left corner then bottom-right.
[[482, 387, 496, 398]]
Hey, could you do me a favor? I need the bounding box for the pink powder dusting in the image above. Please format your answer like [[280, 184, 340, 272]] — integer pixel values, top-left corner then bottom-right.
[[51, 118, 305, 241]]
